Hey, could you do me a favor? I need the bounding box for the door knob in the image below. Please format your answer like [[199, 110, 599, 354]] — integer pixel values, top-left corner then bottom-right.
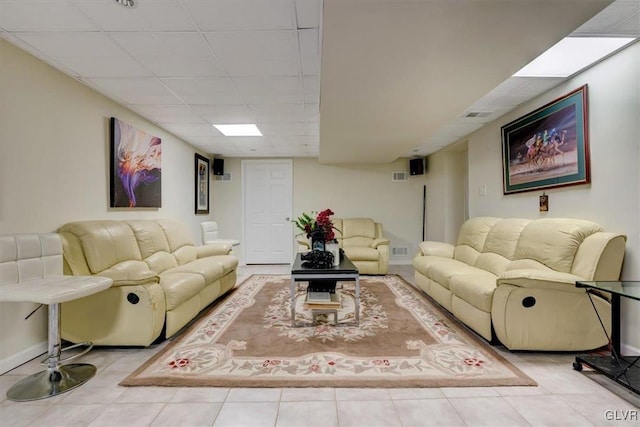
[[285, 217, 290, 221]]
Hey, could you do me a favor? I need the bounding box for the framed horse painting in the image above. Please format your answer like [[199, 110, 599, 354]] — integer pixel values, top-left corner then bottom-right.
[[501, 85, 590, 194]]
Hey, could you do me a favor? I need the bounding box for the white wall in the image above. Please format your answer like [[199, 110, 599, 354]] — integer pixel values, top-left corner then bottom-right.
[[463, 41, 640, 351], [0, 40, 215, 372], [213, 157, 429, 265]]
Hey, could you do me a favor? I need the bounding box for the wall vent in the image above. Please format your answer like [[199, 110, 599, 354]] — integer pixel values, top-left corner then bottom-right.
[[392, 247, 409, 256], [464, 111, 492, 118], [214, 173, 231, 181], [392, 172, 408, 181]]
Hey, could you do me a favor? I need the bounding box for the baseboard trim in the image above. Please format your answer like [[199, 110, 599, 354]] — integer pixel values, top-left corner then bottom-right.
[[0, 341, 47, 375], [621, 343, 640, 357]]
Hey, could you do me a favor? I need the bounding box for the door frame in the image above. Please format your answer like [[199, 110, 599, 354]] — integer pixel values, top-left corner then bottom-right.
[[241, 159, 294, 264]]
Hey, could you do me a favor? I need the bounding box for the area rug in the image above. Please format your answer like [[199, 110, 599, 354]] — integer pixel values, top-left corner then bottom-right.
[[120, 275, 536, 388]]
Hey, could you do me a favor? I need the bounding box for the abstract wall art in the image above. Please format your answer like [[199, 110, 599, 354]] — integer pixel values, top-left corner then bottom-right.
[[110, 117, 162, 208], [195, 153, 210, 214]]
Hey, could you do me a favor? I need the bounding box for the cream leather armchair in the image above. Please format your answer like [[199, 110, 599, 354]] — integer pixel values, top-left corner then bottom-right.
[[298, 218, 390, 275]]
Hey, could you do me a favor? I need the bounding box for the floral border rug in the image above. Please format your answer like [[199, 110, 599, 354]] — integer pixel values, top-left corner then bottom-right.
[[120, 275, 536, 388]]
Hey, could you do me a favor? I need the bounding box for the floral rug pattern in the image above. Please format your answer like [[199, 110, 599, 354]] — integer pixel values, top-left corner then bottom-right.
[[121, 275, 536, 388]]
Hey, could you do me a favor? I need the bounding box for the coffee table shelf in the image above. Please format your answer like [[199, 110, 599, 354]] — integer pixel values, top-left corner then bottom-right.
[[290, 253, 359, 327]]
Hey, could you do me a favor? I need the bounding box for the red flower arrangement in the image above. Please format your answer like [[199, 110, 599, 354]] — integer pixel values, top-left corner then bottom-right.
[[293, 208, 339, 242]]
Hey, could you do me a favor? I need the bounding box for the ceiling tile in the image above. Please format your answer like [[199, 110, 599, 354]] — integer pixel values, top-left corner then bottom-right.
[[295, 0, 321, 29], [14, 32, 131, 59], [87, 78, 183, 104], [161, 78, 243, 104], [184, 0, 295, 31], [135, 59, 227, 78], [299, 29, 320, 76], [1, 0, 98, 31], [233, 76, 302, 103], [130, 105, 207, 124], [109, 32, 213, 58], [162, 123, 222, 137], [72, 0, 196, 32], [248, 104, 307, 122], [258, 122, 313, 136], [205, 31, 300, 77], [63, 58, 151, 78], [191, 105, 255, 123]]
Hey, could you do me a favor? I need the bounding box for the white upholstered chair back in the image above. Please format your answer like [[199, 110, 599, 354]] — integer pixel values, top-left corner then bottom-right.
[[200, 221, 220, 244], [0, 234, 62, 286]]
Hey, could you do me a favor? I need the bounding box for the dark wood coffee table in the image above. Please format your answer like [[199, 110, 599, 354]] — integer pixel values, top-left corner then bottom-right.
[[290, 253, 360, 327]]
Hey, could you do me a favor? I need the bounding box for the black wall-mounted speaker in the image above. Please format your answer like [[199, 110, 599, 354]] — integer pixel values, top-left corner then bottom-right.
[[212, 158, 224, 176], [409, 157, 425, 175]]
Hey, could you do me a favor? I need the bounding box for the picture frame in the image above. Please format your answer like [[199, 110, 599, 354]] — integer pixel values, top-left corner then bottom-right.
[[110, 117, 162, 208], [501, 85, 590, 194], [195, 153, 210, 214]]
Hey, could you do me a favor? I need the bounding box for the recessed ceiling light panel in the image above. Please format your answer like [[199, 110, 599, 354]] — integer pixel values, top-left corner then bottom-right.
[[213, 124, 262, 136], [514, 37, 635, 78]]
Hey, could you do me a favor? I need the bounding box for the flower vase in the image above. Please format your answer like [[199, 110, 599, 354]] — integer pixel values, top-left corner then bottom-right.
[[325, 241, 340, 266], [310, 230, 326, 252]]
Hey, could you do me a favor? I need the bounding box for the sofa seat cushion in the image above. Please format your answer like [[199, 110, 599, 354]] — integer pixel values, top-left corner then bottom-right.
[[413, 256, 456, 276], [343, 246, 379, 262], [427, 261, 484, 289], [159, 272, 205, 310], [449, 273, 497, 312], [207, 254, 239, 275], [167, 258, 224, 284]]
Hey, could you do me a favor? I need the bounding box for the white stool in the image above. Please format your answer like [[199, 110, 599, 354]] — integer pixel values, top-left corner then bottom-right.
[[0, 234, 112, 401]]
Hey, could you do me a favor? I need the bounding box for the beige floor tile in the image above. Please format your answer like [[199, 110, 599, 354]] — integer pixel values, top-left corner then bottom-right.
[[388, 387, 446, 400], [0, 402, 50, 427], [557, 393, 640, 426], [280, 387, 335, 401], [336, 400, 401, 427], [88, 402, 165, 427], [335, 387, 391, 401], [276, 401, 338, 427], [393, 398, 465, 427], [28, 403, 107, 426], [448, 396, 529, 426], [170, 387, 230, 403], [150, 402, 222, 427], [213, 402, 279, 427], [226, 387, 282, 402], [504, 395, 593, 426], [440, 386, 500, 398], [115, 386, 178, 403]]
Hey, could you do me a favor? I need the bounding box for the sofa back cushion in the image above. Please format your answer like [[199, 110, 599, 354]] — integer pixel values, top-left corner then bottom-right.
[[339, 218, 376, 248], [454, 217, 502, 266], [126, 220, 177, 273], [58, 220, 142, 274], [154, 219, 197, 265], [512, 218, 603, 273]]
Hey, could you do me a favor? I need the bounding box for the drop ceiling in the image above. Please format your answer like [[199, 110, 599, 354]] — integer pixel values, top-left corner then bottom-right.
[[1, 0, 638, 163]]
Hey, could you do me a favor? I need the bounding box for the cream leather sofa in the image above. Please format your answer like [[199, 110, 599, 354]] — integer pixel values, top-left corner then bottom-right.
[[58, 219, 238, 346], [413, 217, 626, 351], [298, 218, 390, 274]]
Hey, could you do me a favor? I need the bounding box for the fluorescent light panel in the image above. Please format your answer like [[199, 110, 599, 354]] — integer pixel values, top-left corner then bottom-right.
[[514, 37, 635, 78], [213, 124, 262, 136]]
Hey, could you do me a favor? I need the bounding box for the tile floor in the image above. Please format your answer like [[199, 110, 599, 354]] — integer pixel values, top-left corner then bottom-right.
[[1, 265, 638, 426]]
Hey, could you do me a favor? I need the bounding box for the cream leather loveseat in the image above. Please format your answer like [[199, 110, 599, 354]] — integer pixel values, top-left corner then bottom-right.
[[297, 218, 390, 274], [413, 217, 626, 351], [58, 219, 238, 346]]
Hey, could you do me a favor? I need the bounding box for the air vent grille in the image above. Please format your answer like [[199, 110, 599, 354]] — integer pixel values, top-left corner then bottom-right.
[[392, 247, 408, 256], [392, 172, 408, 181], [214, 173, 231, 181], [464, 111, 492, 118]]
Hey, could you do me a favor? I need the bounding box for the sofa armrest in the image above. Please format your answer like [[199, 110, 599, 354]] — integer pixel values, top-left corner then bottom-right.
[[197, 243, 232, 257], [417, 241, 455, 258], [497, 269, 586, 293], [99, 261, 159, 287], [370, 238, 390, 248]]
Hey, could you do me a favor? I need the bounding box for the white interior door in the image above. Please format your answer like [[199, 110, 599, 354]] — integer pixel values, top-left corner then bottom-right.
[[242, 160, 293, 264]]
